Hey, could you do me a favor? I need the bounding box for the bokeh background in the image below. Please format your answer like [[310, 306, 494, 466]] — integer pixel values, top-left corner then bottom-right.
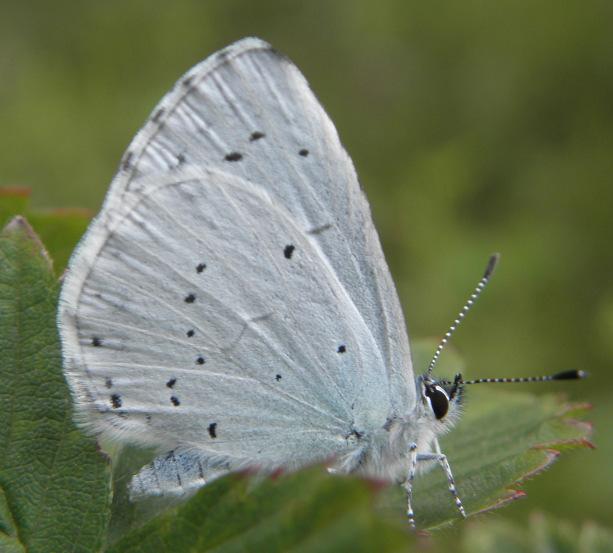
[[1, 0, 611, 537]]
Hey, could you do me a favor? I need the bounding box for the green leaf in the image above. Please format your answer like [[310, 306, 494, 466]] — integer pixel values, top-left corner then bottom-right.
[[461, 512, 613, 553], [106, 466, 413, 553], [380, 389, 592, 530], [0, 533, 26, 553], [0, 217, 111, 553], [0, 486, 25, 553], [0, 485, 19, 537], [0, 188, 90, 274], [390, 339, 594, 530], [106, 444, 160, 545]]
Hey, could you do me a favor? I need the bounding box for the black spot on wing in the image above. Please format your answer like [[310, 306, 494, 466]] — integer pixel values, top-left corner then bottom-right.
[[250, 131, 265, 141], [121, 151, 134, 171], [299, 149, 309, 157], [184, 293, 196, 303], [92, 337, 103, 347], [152, 108, 165, 123], [170, 396, 181, 406], [216, 49, 230, 63], [284, 244, 295, 259], [186, 329, 195, 338], [337, 345, 346, 354], [196, 356, 205, 365], [196, 262, 207, 273], [275, 374, 282, 381], [166, 378, 177, 388], [225, 152, 243, 162], [176, 153, 186, 165], [111, 394, 122, 409], [208, 422, 217, 438]]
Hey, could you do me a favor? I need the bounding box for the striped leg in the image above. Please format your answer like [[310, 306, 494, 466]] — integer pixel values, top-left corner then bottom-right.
[[402, 440, 466, 528], [417, 438, 466, 519], [402, 443, 419, 529]]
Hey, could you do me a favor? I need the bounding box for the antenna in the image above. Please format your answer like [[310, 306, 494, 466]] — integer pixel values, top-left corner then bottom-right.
[[462, 369, 587, 385], [426, 253, 500, 377]]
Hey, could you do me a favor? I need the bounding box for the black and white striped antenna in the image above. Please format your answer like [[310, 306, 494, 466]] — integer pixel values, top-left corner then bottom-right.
[[441, 370, 587, 400], [461, 369, 587, 385], [425, 253, 500, 378]]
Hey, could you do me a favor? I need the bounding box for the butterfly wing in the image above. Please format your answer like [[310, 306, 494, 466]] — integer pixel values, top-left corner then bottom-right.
[[59, 38, 414, 471]]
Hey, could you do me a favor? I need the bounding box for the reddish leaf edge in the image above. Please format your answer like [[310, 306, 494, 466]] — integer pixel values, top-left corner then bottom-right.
[[472, 401, 593, 519]]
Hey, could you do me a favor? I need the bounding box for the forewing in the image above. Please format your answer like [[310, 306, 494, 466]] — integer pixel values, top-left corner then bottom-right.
[[124, 37, 414, 412], [59, 38, 414, 467]]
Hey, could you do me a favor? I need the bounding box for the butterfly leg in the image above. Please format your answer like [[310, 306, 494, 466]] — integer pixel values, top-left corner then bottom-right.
[[416, 439, 466, 520], [402, 440, 466, 528], [402, 442, 419, 529]]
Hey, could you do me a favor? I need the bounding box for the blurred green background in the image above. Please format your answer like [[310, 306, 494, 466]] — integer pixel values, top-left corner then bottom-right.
[[1, 0, 611, 536]]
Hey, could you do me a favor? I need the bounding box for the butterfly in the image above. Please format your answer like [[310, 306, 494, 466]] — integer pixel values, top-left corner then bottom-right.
[[58, 37, 585, 527]]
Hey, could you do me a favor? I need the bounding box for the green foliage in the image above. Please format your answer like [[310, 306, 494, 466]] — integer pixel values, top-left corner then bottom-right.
[[107, 468, 411, 553], [462, 513, 613, 553], [383, 390, 591, 530], [0, 487, 25, 553], [0, 213, 595, 550], [0, 217, 111, 553]]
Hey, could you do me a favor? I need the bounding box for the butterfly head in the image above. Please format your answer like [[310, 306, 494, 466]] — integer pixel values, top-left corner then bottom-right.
[[418, 373, 464, 428]]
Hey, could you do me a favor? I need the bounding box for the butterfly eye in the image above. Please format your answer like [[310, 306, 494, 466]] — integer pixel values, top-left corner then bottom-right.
[[425, 385, 449, 420]]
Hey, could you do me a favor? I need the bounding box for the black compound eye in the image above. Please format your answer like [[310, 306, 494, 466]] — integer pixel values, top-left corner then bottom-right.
[[425, 385, 449, 420]]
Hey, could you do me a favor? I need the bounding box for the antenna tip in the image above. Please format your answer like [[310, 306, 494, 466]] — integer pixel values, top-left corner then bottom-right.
[[552, 369, 588, 380], [483, 253, 501, 279]]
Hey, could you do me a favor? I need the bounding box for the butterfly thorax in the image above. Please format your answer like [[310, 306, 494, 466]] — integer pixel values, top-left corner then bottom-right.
[[336, 378, 463, 482]]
